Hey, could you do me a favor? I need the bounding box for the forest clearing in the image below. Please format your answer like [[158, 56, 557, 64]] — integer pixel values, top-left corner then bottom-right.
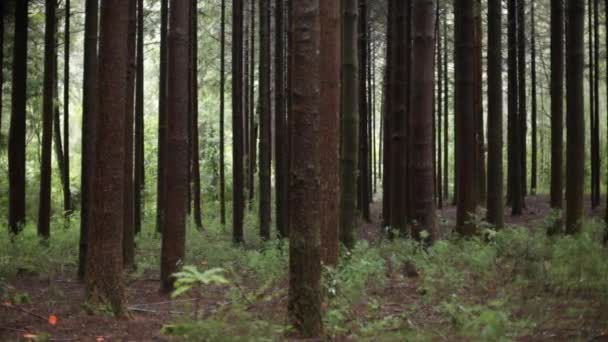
[[1, 0, 608, 340]]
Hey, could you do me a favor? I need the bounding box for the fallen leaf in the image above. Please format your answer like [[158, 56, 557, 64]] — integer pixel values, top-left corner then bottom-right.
[[2, 301, 12, 306], [48, 314, 58, 325], [23, 334, 37, 341]]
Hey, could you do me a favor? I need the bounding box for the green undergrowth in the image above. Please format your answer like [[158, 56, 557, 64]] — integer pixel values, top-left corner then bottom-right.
[[2, 212, 608, 341]]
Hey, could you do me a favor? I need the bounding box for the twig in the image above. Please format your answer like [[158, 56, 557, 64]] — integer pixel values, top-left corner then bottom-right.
[[129, 298, 198, 307], [128, 307, 184, 315], [1, 304, 48, 322]]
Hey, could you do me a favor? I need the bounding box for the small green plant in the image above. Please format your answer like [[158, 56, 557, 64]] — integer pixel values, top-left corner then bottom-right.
[[172, 266, 229, 298]]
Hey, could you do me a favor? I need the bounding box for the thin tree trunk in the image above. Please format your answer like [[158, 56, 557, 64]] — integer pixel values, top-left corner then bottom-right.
[[63, 0, 72, 214], [565, 0, 585, 234], [258, 0, 271, 239], [156, 0, 169, 234], [531, 0, 538, 195], [274, 0, 288, 238], [437, 7, 443, 209], [161, 0, 190, 292], [508, 0, 523, 215], [219, 0, 227, 226], [357, 0, 370, 222], [550, 0, 564, 211], [191, 1, 203, 229], [79, 0, 99, 280], [592, 0, 600, 207], [8, 0, 28, 235], [123, 0, 137, 269], [443, 14, 449, 203], [39, 0, 57, 241], [487, 0, 504, 228], [134, 0, 145, 234], [86, 0, 129, 316], [0, 2, 4, 146], [232, 0, 245, 243], [517, 0, 527, 201]]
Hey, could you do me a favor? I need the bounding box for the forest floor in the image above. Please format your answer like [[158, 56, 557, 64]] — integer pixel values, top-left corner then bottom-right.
[[1, 195, 608, 341]]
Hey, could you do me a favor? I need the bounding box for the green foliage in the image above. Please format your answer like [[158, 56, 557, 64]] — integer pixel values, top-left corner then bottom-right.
[[172, 266, 229, 298]]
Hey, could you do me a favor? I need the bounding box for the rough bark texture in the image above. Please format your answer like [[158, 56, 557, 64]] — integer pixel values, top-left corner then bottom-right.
[[508, 0, 523, 215], [156, 0, 169, 234], [123, 0, 137, 269], [38, 0, 57, 241], [232, 0, 245, 243], [288, 0, 323, 336], [79, 0, 99, 280], [437, 9, 443, 209], [517, 0, 527, 201], [591, 0, 600, 207], [259, 0, 272, 240], [274, 0, 289, 238], [410, 0, 436, 242], [531, 0, 538, 194], [85, 0, 129, 316], [339, 0, 359, 250], [565, 0, 585, 234], [389, 0, 410, 236], [134, 0, 145, 234], [454, 0, 479, 236], [320, 0, 341, 265], [443, 15, 449, 202], [486, 0, 504, 228], [9, 0, 28, 235], [161, 0, 190, 292], [550, 0, 564, 210]]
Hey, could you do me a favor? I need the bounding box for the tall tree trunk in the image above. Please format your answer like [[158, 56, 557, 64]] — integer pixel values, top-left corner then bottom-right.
[[437, 8, 443, 209], [156, 0, 169, 234], [248, 0, 256, 204], [357, 0, 370, 222], [381, 1, 394, 228], [232, 0, 245, 243], [320, 0, 340, 265], [410, 0, 436, 242], [551, 0, 564, 211], [443, 14, 449, 202], [592, 0, 600, 207], [258, 0, 271, 239], [134, 0, 145, 234], [339, 0, 359, 249], [288, 0, 323, 336], [63, 0, 72, 214], [531, 0, 538, 195], [8, 0, 28, 235], [39, 0, 57, 241], [0, 1, 4, 145], [219, 0, 227, 226], [191, 1, 203, 229], [274, 0, 288, 238], [79, 0, 99, 280], [565, 0, 585, 234], [487, 0, 504, 228], [454, 0, 479, 235], [389, 0, 410, 235], [123, 0, 136, 269], [474, 0, 485, 205], [161, 0, 190, 292], [86, 0, 129, 316], [508, 0, 523, 215], [517, 0, 527, 201]]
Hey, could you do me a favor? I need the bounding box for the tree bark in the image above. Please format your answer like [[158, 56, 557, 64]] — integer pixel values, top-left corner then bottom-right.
[[320, 0, 341, 265], [531, 0, 538, 195], [123, 0, 137, 269], [79, 0, 99, 280], [190, 0, 203, 229], [487, 0, 504, 228], [550, 0, 564, 211], [39, 0, 57, 241], [259, 0, 272, 240], [232, 0, 245, 243], [357, 0, 370, 222], [454, 0, 479, 235], [161, 0, 190, 292], [410, 0, 436, 242], [340, 0, 359, 249], [134, 0, 145, 234], [219, 0, 227, 226], [288, 0, 323, 336], [85, 0, 129, 316], [156, 0, 169, 234], [517, 0, 527, 201], [63, 0, 72, 214], [9, 0, 28, 235], [565, 0, 585, 234]]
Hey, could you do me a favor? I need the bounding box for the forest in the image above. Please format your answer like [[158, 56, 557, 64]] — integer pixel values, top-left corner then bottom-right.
[[0, 0, 607, 340]]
